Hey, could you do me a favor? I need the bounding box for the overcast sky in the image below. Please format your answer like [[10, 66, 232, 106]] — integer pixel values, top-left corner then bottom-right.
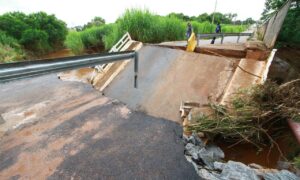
[[0, 0, 266, 27]]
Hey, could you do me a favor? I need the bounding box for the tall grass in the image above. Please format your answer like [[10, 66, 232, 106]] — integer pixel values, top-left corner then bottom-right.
[[64, 31, 84, 55], [65, 8, 249, 54], [103, 24, 123, 50], [65, 25, 116, 54], [159, 16, 186, 41], [223, 25, 247, 33], [117, 9, 186, 43]]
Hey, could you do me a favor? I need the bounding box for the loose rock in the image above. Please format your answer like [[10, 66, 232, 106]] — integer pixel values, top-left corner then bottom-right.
[[220, 161, 260, 180], [263, 170, 300, 180]]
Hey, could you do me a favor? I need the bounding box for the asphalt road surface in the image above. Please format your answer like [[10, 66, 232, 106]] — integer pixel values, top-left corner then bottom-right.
[[0, 74, 199, 179]]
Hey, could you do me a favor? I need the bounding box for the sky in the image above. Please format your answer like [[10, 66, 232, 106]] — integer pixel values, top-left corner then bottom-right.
[[0, 0, 266, 27]]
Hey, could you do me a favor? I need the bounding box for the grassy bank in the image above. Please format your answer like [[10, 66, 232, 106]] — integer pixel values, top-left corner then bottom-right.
[[66, 9, 248, 54], [0, 31, 25, 63]]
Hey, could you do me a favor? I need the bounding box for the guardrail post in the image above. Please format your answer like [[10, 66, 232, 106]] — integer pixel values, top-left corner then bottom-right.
[[134, 52, 138, 88], [221, 34, 224, 44], [197, 34, 200, 47], [237, 34, 241, 43]]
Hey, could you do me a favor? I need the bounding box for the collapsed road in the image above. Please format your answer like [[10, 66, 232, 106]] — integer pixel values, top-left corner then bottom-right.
[[0, 39, 275, 179]]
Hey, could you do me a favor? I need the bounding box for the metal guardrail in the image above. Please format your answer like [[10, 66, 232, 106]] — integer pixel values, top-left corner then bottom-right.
[[95, 32, 132, 72], [0, 51, 139, 88], [109, 32, 132, 53], [197, 32, 253, 44]]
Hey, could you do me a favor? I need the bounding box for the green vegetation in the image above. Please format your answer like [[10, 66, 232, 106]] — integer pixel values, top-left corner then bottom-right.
[[0, 31, 25, 63], [83, 16, 106, 30], [64, 31, 84, 55], [0, 9, 250, 61], [0, 11, 67, 63], [167, 12, 256, 25], [66, 9, 248, 54], [261, 0, 300, 45], [294, 156, 300, 168], [65, 25, 115, 54], [188, 80, 300, 152]]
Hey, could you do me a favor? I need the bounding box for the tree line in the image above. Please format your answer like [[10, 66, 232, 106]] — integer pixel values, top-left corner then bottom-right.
[[166, 12, 256, 25], [0, 12, 68, 54]]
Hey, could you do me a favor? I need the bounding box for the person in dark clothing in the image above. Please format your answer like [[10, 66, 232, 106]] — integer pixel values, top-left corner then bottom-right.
[[186, 22, 193, 40], [211, 22, 222, 44], [216, 22, 222, 33]]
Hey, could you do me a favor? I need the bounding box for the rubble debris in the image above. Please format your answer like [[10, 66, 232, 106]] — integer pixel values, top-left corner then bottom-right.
[[183, 133, 299, 180], [179, 101, 200, 119], [220, 161, 259, 180], [263, 170, 299, 180]]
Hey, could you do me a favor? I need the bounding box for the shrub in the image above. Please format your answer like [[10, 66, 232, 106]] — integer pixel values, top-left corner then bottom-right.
[[0, 31, 21, 50], [80, 26, 107, 49], [0, 12, 29, 39], [0, 11, 68, 55], [20, 29, 50, 54], [26, 12, 68, 49], [64, 31, 84, 55]]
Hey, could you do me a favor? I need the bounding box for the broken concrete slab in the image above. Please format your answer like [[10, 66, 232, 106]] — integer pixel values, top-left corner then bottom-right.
[[104, 45, 237, 122]]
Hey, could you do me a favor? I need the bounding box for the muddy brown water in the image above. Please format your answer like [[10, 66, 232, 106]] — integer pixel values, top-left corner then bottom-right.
[[217, 126, 299, 169], [42, 49, 97, 83], [41, 49, 74, 59]]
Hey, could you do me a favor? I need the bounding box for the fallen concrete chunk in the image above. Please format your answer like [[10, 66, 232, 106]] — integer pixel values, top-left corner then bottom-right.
[[198, 169, 221, 180], [206, 145, 225, 160], [183, 133, 205, 147], [214, 161, 225, 171], [220, 161, 259, 180], [185, 143, 201, 160], [197, 145, 225, 168], [263, 170, 300, 180]]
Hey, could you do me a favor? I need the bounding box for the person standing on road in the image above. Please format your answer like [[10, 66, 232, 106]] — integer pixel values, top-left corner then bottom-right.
[[186, 22, 193, 42], [211, 22, 222, 44]]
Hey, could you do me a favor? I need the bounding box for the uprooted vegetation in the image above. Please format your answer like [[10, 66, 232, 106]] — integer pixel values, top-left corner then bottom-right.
[[188, 80, 300, 158]]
